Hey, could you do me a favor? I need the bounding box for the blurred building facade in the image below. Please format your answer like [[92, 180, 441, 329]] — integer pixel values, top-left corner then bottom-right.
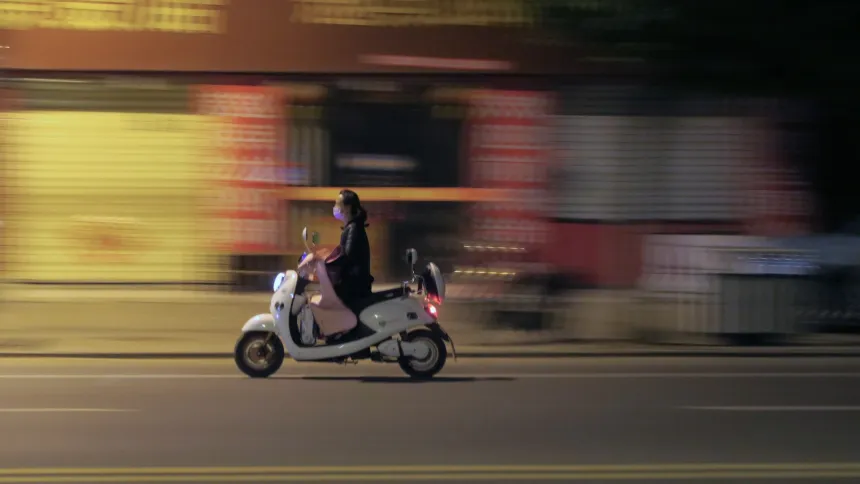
[[0, 0, 812, 289]]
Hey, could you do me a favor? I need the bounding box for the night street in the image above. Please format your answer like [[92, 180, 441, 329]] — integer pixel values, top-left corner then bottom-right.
[[1, 357, 859, 482]]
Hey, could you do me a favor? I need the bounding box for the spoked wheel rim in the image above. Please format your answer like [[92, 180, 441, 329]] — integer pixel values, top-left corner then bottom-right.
[[406, 336, 440, 372], [244, 337, 277, 371]]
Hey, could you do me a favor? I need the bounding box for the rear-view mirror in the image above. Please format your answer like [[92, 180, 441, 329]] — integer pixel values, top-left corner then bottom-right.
[[405, 248, 418, 267]]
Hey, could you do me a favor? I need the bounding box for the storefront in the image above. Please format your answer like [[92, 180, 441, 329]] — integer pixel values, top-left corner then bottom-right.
[[0, 0, 573, 285]]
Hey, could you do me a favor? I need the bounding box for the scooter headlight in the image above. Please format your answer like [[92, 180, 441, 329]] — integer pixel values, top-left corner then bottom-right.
[[273, 272, 286, 292]]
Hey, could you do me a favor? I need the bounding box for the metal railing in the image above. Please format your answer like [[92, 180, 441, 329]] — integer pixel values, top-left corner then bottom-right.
[[638, 234, 819, 342]]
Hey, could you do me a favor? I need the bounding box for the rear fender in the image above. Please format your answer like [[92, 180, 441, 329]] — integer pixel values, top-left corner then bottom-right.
[[427, 322, 457, 361], [242, 313, 277, 333]]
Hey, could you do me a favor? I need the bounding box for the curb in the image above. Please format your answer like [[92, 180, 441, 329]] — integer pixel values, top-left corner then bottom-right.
[[2, 349, 860, 359]]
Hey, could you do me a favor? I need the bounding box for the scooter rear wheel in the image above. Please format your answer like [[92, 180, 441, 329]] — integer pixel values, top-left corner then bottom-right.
[[398, 328, 447, 379], [235, 331, 285, 378]]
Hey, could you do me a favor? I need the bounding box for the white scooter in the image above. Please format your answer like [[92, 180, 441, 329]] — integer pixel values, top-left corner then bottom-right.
[[234, 227, 456, 379]]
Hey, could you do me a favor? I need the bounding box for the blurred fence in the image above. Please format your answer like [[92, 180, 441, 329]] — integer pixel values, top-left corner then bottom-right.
[[636, 234, 842, 342]]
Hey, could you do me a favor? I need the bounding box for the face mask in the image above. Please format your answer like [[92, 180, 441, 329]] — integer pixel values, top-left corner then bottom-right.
[[333, 206, 345, 221]]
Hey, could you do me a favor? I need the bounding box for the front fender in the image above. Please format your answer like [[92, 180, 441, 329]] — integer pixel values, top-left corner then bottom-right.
[[242, 313, 277, 333]]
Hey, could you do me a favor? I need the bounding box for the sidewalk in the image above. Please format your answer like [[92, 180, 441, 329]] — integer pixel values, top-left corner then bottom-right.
[[2, 285, 860, 358], [0, 284, 630, 349], [4, 341, 860, 359], [0, 285, 574, 355]]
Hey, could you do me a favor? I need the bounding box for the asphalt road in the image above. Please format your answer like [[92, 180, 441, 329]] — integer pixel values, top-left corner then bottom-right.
[[2, 357, 860, 483]]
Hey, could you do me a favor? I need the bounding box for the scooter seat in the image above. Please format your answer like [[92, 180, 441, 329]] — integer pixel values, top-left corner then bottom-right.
[[324, 322, 373, 345], [351, 287, 404, 314], [324, 330, 354, 344]]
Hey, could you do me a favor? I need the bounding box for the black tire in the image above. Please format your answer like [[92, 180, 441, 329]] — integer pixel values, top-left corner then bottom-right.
[[398, 328, 447, 379], [235, 331, 285, 378]]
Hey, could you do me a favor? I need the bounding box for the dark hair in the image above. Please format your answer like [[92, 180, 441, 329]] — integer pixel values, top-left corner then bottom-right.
[[339, 189, 367, 220]]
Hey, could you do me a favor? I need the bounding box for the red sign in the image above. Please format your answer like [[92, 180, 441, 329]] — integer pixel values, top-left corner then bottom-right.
[[195, 85, 288, 253], [743, 121, 813, 236], [467, 90, 553, 260]]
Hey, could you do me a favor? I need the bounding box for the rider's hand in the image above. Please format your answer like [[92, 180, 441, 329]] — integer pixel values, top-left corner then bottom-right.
[[297, 252, 315, 275]]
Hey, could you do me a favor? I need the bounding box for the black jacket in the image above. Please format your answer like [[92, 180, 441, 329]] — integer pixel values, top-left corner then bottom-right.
[[328, 212, 373, 303]]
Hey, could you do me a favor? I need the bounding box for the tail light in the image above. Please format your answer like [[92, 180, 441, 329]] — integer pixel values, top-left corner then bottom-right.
[[424, 303, 438, 318]]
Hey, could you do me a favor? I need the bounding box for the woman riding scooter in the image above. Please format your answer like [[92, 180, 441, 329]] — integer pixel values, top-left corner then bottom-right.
[[296, 190, 373, 342], [327, 189, 374, 311]]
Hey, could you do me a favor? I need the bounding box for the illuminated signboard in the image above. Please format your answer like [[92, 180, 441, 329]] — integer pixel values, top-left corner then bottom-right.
[[0, 0, 573, 73], [0, 0, 537, 32], [290, 0, 538, 27], [0, 0, 227, 33]]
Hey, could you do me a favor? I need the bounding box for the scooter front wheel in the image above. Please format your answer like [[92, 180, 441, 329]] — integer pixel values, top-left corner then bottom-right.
[[398, 328, 447, 379], [235, 331, 285, 378]]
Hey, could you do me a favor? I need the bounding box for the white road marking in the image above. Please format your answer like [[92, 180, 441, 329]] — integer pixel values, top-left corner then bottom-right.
[[0, 408, 136, 413], [0, 374, 234, 380], [683, 406, 860, 412], [0, 372, 859, 380]]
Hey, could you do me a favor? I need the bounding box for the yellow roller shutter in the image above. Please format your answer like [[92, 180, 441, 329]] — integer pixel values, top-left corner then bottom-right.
[[4, 78, 226, 283]]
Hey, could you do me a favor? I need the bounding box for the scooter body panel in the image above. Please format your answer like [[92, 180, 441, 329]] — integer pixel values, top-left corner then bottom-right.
[[359, 297, 435, 332], [270, 270, 299, 317]]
